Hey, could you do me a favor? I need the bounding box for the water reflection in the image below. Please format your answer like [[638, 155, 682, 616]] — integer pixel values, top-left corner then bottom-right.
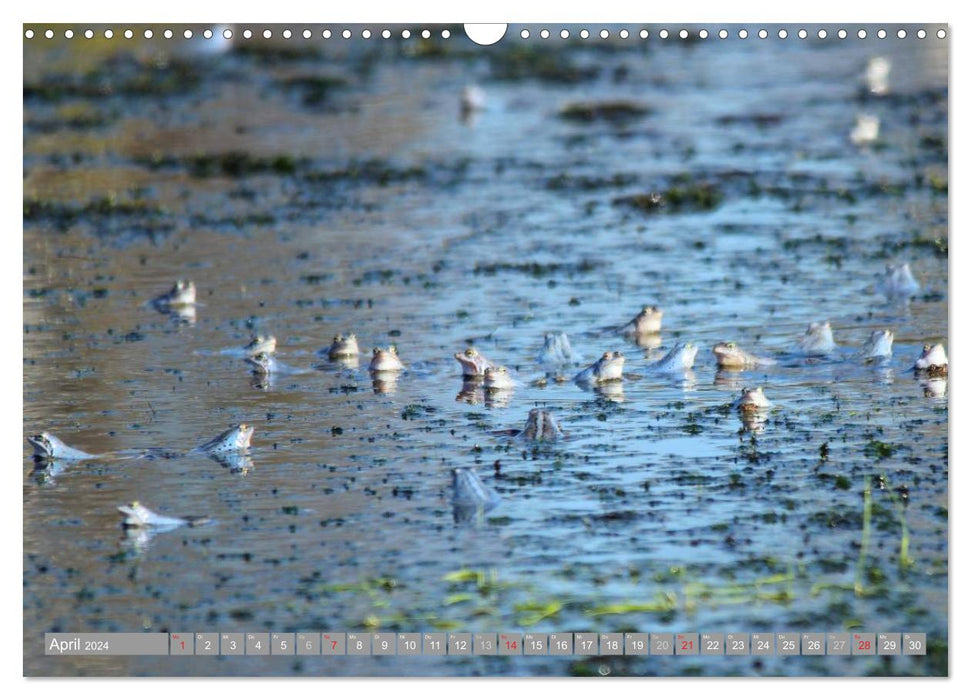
[[333, 356, 360, 371], [371, 370, 400, 395], [738, 409, 770, 434], [484, 387, 514, 409], [918, 376, 947, 399], [456, 379, 483, 405], [207, 452, 254, 474], [866, 364, 896, 385], [633, 332, 663, 351], [713, 370, 746, 391], [29, 462, 69, 486], [593, 382, 625, 403]]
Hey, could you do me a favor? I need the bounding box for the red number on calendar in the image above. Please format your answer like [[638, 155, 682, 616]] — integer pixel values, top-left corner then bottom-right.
[[681, 640, 693, 650], [331, 640, 337, 650], [505, 641, 518, 650], [858, 640, 871, 650]]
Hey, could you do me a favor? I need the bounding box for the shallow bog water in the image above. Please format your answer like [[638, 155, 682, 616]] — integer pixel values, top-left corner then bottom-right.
[[23, 26, 947, 676]]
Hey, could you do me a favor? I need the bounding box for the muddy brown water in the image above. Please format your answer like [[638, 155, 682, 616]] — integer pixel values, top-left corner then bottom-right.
[[24, 26, 947, 676]]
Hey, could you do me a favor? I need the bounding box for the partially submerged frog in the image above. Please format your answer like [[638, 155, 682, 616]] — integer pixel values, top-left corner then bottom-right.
[[212, 334, 276, 357], [244, 335, 277, 356], [712, 342, 777, 370], [537, 332, 576, 366], [27, 432, 99, 463], [245, 352, 308, 377], [798, 321, 836, 356], [732, 387, 772, 413], [878, 263, 920, 300], [192, 423, 254, 455], [151, 279, 196, 310], [483, 366, 515, 391], [454, 347, 494, 377], [460, 85, 487, 115], [914, 344, 948, 376], [28, 425, 254, 465], [859, 330, 894, 360], [245, 352, 276, 376], [574, 351, 625, 385], [321, 333, 360, 360], [850, 114, 880, 146], [865, 56, 891, 96], [519, 408, 566, 442], [618, 305, 663, 335], [118, 501, 210, 530], [369, 346, 405, 372], [452, 467, 501, 511], [646, 342, 698, 373]]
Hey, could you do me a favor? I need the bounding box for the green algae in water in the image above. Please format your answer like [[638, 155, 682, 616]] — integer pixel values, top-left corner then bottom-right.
[[614, 181, 724, 214], [489, 45, 600, 84], [558, 101, 651, 124], [864, 440, 897, 460]]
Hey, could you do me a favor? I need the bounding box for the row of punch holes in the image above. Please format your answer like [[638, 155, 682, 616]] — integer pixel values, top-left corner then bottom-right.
[[24, 26, 948, 41]]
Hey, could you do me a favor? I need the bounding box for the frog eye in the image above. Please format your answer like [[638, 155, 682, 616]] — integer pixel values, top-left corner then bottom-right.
[[922, 344, 931, 352], [129, 501, 140, 508]]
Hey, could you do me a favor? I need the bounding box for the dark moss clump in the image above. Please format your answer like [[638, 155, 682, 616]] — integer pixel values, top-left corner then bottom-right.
[[715, 113, 784, 128], [189, 152, 303, 178], [137, 152, 306, 178], [26, 108, 117, 134], [546, 172, 637, 191], [614, 181, 723, 214], [305, 159, 470, 189], [918, 133, 947, 158], [24, 196, 165, 231], [559, 101, 651, 124], [305, 159, 428, 186], [473, 259, 601, 277], [24, 56, 201, 101], [279, 75, 349, 108], [490, 46, 599, 84], [864, 440, 896, 460], [233, 43, 322, 63]]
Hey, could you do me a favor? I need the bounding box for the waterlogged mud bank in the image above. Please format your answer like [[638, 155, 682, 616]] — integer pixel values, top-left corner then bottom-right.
[[24, 28, 946, 676]]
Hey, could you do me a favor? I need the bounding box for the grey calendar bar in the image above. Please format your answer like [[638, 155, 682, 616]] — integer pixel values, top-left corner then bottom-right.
[[42, 632, 929, 656], [45, 633, 169, 655]]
